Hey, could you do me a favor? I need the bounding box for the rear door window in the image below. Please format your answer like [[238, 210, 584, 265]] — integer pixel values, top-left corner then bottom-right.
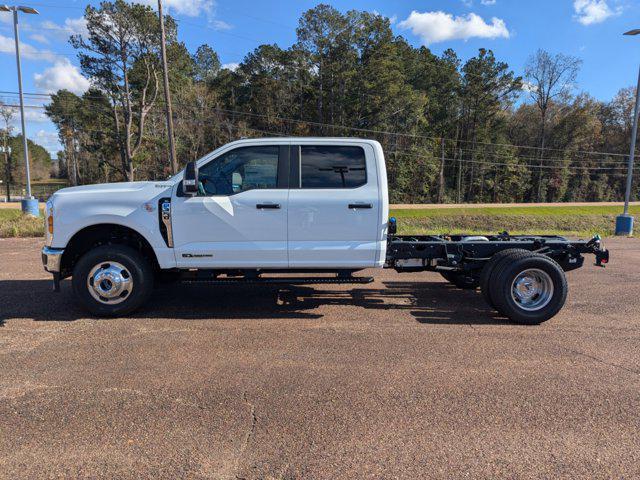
[[300, 146, 366, 189]]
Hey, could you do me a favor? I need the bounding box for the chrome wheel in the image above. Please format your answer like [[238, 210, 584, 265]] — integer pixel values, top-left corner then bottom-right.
[[87, 261, 133, 305], [510, 268, 554, 312]]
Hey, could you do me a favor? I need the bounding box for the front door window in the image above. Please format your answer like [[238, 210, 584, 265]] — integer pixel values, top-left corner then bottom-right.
[[198, 145, 279, 196]]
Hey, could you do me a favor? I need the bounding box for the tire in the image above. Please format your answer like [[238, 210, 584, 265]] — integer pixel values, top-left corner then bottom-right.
[[480, 249, 532, 310], [72, 244, 154, 317], [491, 253, 568, 325]]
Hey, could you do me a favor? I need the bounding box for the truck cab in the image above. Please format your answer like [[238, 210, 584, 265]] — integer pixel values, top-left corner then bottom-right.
[[170, 138, 389, 269], [42, 138, 390, 316]]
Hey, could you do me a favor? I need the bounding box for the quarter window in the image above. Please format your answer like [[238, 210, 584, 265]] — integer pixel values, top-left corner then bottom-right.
[[198, 146, 279, 195], [300, 146, 366, 189]]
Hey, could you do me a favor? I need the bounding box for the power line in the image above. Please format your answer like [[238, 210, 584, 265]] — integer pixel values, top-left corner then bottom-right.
[[10, 1, 85, 10], [21, 1, 294, 30], [439, 156, 631, 172], [2, 89, 634, 161], [174, 18, 266, 45], [3, 98, 635, 167], [4, 82, 629, 158], [391, 146, 633, 166], [37, 119, 635, 174]]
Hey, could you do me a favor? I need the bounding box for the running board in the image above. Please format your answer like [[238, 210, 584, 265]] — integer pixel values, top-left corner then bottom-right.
[[181, 276, 374, 285]]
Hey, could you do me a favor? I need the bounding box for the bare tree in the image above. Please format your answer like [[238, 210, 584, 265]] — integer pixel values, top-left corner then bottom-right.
[[525, 49, 582, 201], [0, 100, 15, 201]]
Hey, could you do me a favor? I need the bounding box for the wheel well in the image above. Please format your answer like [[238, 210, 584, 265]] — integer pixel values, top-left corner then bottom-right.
[[60, 224, 160, 278]]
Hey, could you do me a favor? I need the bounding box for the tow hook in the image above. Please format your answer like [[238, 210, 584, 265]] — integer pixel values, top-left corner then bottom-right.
[[595, 249, 609, 267], [585, 234, 609, 267]]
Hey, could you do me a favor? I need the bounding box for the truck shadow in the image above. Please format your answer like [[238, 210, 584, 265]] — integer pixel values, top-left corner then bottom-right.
[[0, 279, 510, 325], [272, 282, 511, 325]]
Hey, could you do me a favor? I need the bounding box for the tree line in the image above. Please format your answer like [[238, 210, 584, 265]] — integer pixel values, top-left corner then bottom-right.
[[3, 1, 638, 203], [0, 102, 52, 200]]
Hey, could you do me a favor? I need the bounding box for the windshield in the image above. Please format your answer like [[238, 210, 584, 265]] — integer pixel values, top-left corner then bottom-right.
[[168, 142, 233, 183]]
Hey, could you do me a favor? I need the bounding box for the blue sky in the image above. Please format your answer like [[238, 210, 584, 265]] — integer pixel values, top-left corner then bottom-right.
[[0, 0, 639, 156]]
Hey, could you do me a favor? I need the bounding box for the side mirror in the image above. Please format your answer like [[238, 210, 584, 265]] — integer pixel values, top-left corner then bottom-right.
[[183, 161, 199, 196]]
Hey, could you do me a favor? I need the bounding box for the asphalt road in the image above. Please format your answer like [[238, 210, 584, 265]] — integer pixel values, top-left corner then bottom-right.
[[1, 237, 639, 479]]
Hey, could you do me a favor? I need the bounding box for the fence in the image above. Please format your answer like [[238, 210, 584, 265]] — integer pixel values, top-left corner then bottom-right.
[[0, 183, 67, 202]]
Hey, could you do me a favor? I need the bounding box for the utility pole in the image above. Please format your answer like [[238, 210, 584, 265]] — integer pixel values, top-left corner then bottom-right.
[[0, 5, 39, 214], [0, 106, 12, 202], [157, 0, 178, 175], [2, 144, 10, 202], [437, 137, 445, 203], [457, 148, 463, 204]]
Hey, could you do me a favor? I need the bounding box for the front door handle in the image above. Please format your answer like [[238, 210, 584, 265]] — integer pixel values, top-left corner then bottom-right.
[[256, 203, 281, 209], [348, 203, 373, 209]]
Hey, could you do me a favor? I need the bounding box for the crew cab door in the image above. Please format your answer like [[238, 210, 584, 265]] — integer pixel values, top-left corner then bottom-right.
[[171, 144, 289, 268], [287, 143, 380, 268]]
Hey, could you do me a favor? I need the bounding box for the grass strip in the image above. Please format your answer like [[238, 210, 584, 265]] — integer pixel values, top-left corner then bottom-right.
[[0, 210, 44, 238], [0, 204, 634, 239]]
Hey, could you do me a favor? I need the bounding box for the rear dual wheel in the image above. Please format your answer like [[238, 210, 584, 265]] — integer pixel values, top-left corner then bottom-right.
[[480, 249, 532, 309], [480, 250, 568, 325]]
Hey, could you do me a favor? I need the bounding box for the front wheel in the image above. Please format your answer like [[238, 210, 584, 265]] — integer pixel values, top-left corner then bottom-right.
[[72, 244, 154, 317], [491, 253, 568, 325]]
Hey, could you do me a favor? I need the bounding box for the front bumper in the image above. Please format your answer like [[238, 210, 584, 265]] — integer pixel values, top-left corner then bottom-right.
[[42, 246, 64, 273]]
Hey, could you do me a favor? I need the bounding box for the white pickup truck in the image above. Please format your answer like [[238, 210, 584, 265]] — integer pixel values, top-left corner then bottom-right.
[[42, 138, 609, 324]]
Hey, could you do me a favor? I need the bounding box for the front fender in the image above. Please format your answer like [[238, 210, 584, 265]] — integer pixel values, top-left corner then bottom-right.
[[52, 190, 176, 269]]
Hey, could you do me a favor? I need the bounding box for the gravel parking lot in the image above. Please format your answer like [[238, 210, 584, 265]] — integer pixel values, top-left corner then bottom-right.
[[1, 237, 639, 479]]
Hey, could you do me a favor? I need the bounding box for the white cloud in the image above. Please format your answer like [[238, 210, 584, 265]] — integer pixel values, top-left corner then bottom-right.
[[222, 62, 239, 71], [521, 81, 538, 93], [210, 19, 232, 30], [7, 108, 49, 128], [372, 10, 397, 25], [4, 110, 62, 154], [0, 34, 57, 62], [398, 11, 510, 45], [0, 16, 87, 49], [481, 0, 497, 5], [136, 0, 215, 17], [35, 129, 62, 155], [65, 17, 89, 35], [30, 34, 50, 45], [573, 0, 621, 26], [40, 17, 88, 42], [24, 109, 49, 123], [34, 59, 90, 95]]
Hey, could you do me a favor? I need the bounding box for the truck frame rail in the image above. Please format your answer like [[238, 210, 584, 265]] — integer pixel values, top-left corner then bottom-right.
[[386, 231, 609, 274]]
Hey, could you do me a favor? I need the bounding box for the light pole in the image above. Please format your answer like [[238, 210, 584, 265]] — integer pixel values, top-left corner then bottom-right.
[[0, 4, 40, 216], [616, 28, 640, 236]]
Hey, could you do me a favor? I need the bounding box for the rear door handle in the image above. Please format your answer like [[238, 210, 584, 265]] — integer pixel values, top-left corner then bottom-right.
[[256, 203, 281, 209], [348, 203, 373, 209]]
